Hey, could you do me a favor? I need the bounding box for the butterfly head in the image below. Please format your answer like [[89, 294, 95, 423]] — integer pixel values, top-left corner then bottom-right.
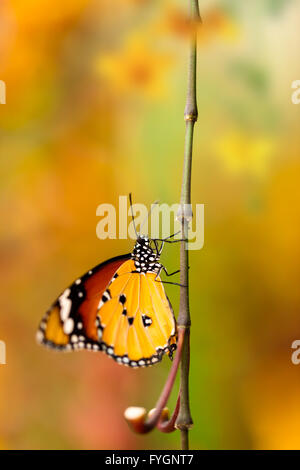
[[137, 234, 149, 245]]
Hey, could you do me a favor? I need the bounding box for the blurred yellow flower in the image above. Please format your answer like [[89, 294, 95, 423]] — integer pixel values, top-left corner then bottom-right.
[[155, 4, 239, 43], [200, 9, 240, 44], [96, 33, 172, 98], [214, 130, 274, 176], [155, 5, 197, 39]]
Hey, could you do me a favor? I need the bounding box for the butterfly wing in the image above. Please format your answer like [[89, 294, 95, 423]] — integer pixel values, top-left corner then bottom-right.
[[37, 256, 177, 367], [36, 254, 131, 351], [96, 259, 177, 367]]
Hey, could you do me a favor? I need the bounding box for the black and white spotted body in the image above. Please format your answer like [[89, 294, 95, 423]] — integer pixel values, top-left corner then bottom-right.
[[131, 236, 161, 274]]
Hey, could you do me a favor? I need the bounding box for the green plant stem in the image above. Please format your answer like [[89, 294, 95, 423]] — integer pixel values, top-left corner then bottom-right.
[[175, 0, 200, 450]]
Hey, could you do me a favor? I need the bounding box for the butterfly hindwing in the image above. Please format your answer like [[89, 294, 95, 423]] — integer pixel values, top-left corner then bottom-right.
[[97, 259, 177, 367]]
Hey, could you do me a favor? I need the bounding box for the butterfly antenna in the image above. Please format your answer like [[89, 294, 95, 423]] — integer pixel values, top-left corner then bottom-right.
[[140, 199, 159, 235], [129, 193, 139, 238]]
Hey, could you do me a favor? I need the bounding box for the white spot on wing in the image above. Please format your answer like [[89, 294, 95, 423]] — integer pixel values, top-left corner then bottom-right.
[[36, 331, 44, 343], [63, 318, 74, 334], [59, 288, 72, 321]]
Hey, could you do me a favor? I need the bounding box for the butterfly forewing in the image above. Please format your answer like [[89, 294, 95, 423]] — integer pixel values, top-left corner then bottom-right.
[[37, 254, 131, 351]]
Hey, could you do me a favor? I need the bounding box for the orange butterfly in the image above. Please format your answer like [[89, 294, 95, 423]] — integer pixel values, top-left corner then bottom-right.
[[37, 206, 180, 367]]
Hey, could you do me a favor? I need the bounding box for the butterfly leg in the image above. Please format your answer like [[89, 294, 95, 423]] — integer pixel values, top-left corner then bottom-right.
[[153, 239, 164, 256], [163, 239, 188, 243], [154, 265, 187, 287], [153, 235, 188, 244], [162, 265, 180, 277]]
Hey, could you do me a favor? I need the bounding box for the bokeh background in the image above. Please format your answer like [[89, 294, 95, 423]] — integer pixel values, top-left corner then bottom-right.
[[1, 0, 300, 450]]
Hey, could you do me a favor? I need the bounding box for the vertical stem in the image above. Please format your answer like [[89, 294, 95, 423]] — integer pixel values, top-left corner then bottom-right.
[[175, 0, 200, 450]]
